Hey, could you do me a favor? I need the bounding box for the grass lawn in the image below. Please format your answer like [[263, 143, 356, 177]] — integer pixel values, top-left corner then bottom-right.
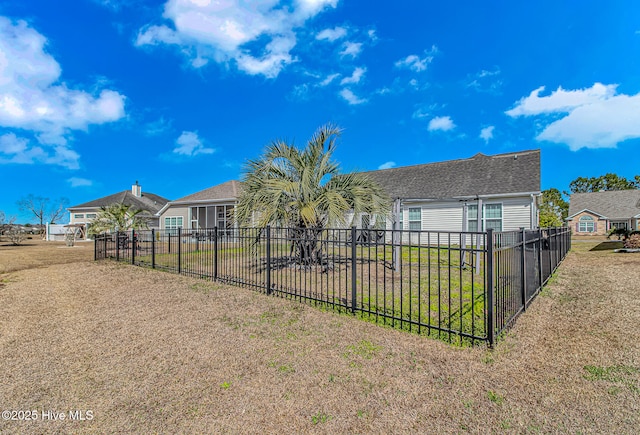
[[123, 240, 488, 344], [0, 238, 638, 433]]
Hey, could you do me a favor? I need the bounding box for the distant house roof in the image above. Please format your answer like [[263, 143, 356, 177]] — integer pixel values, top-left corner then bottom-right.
[[156, 180, 242, 216], [568, 190, 640, 220], [173, 180, 242, 203], [361, 149, 540, 200], [69, 190, 169, 216]]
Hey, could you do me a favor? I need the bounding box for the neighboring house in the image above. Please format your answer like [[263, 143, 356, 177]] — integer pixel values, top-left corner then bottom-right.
[[68, 182, 169, 238], [566, 190, 640, 236], [362, 149, 541, 233], [156, 180, 242, 236]]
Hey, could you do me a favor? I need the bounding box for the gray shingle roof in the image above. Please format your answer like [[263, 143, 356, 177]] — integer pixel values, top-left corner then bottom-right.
[[568, 190, 640, 220], [69, 190, 169, 216], [172, 180, 242, 203], [361, 149, 540, 199]]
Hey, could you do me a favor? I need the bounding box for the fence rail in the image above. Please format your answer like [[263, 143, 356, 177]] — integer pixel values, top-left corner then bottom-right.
[[95, 225, 571, 346]]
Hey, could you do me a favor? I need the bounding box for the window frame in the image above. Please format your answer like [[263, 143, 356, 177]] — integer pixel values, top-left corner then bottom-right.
[[578, 215, 595, 233], [164, 216, 184, 235], [467, 202, 503, 232], [408, 207, 421, 231]]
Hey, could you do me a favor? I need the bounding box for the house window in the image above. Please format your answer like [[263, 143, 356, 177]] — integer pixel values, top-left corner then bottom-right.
[[468, 205, 479, 232], [86, 213, 97, 219], [408, 207, 421, 231], [164, 216, 183, 235], [485, 204, 503, 232], [74, 214, 84, 219], [467, 203, 503, 232], [578, 216, 595, 233]]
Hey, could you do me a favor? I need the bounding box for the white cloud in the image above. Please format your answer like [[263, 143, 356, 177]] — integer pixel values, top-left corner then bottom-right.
[[507, 82, 640, 150], [395, 55, 428, 72], [466, 67, 502, 94], [339, 41, 362, 58], [144, 116, 172, 136], [340, 67, 366, 85], [339, 88, 367, 105], [0, 133, 80, 168], [506, 83, 617, 117], [480, 126, 495, 143], [67, 177, 93, 187], [427, 116, 455, 132], [395, 46, 437, 72], [0, 17, 125, 168], [378, 161, 396, 170], [173, 131, 215, 156], [136, 0, 338, 78], [316, 26, 347, 42], [319, 73, 340, 86]]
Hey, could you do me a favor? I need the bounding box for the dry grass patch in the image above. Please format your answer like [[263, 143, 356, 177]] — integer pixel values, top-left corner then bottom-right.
[[0, 239, 638, 433]]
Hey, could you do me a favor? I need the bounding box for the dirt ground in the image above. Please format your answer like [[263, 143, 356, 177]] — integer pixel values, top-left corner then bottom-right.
[[0, 239, 638, 434]]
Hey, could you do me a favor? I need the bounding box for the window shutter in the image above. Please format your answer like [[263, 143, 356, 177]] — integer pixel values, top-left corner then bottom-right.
[[594, 222, 597, 232], [576, 223, 579, 232]]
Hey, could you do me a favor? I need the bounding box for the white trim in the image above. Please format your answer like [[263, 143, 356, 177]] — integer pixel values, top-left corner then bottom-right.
[[567, 208, 608, 220], [156, 198, 238, 216], [396, 191, 540, 203]]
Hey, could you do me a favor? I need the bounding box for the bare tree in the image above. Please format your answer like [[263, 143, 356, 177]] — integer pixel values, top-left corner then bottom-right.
[[6, 226, 28, 245], [0, 211, 16, 236], [16, 195, 69, 230]]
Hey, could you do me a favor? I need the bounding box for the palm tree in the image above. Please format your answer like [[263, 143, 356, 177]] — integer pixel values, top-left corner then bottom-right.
[[235, 124, 390, 264], [87, 203, 149, 236]]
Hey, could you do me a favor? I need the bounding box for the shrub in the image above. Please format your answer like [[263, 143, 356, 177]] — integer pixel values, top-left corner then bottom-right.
[[607, 227, 631, 240], [624, 234, 640, 249]]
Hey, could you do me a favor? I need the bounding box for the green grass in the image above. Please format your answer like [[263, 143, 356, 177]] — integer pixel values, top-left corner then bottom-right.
[[116, 241, 497, 346]]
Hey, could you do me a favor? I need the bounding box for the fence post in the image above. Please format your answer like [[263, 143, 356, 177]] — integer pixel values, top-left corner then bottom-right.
[[537, 228, 543, 292], [94, 235, 98, 261], [351, 226, 357, 314], [151, 229, 156, 269], [266, 226, 272, 295], [486, 229, 495, 348], [104, 234, 107, 260], [521, 228, 527, 312], [131, 229, 135, 265], [213, 226, 218, 281], [116, 231, 120, 261], [177, 227, 182, 274]]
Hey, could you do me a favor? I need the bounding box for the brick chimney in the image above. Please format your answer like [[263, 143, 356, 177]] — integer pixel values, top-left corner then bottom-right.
[[132, 181, 141, 197]]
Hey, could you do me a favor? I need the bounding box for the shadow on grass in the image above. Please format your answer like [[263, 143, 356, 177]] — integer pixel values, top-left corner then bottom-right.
[[590, 241, 624, 251]]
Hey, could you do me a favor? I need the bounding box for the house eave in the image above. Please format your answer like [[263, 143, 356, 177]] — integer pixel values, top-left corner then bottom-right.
[[156, 197, 238, 216], [395, 191, 541, 203], [567, 208, 609, 220]]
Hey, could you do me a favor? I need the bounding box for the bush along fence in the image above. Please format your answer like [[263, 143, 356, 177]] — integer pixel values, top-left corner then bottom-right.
[[95, 226, 571, 347]]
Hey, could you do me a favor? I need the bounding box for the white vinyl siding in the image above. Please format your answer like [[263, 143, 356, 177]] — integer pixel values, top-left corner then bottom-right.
[[500, 197, 533, 231]]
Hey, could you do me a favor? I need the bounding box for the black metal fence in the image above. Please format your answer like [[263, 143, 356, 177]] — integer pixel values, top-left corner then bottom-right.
[[95, 225, 571, 346]]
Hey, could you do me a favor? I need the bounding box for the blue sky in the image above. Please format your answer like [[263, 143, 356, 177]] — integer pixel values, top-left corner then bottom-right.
[[1, 0, 639, 222]]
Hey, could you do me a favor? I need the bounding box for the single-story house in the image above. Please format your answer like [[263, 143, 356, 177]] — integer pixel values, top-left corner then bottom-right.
[[156, 180, 241, 236], [566, 190, 640, 235], [67, 182, 169, 238], [155, 150, 540, 236], [362, 149, 541, 233]]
